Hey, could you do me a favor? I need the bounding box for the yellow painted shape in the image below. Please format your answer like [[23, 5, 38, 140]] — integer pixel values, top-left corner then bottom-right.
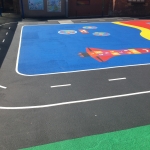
[[129, 49, 141, 54], [95, 51, 103, 54], [127, 52, 132, 54], [112, 52, 120, 55], [113, 22, 150, 40]]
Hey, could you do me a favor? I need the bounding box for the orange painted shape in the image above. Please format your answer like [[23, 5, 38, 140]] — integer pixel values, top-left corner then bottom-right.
[[129, 49, 141, 54]]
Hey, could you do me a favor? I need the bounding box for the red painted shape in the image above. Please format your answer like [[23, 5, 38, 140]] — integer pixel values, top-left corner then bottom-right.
[[85, 47, 150, 62], [120, 20, 150, 29]]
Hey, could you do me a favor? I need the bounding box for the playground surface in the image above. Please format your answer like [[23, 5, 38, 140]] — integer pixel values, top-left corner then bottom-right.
[[0, 18, 150, 150]]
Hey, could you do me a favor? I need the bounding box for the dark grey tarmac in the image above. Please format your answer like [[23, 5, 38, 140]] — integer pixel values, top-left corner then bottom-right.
[[0, 16, 150, 150]]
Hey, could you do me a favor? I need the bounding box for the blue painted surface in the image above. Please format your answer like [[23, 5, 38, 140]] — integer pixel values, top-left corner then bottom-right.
[[18, 23, 150, 75]]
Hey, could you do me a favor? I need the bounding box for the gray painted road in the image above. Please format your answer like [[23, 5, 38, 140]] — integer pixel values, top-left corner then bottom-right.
[[0, 18, 150, 150]]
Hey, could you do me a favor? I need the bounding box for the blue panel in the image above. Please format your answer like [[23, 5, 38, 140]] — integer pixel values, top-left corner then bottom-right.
[[17, 23, 150, 75]]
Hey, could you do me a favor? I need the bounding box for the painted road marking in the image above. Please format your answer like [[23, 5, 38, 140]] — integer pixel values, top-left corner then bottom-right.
[[0, 22, 17, 26], [6, 32, 8, 35], [0, 90, 150, 110], [58, 20, 74, 24], [16, 63, 150, 76], [9, 27, 11, 29], [2, 39, 5, 42], [51, 84, 71, 88], [0, 85, 7, 89], [108, 77, 126, 81]]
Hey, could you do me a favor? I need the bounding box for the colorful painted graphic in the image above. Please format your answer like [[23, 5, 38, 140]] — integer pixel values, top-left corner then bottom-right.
[[18, 20, 150, 75], [79, 48, 150, 62], [114, 20, 150, 40], [28, 0, 44, 10], [79, 29, 89, 34], [58, 30, 77, 34], [93, 32, 110, 36], [47, 0, 61, 12]]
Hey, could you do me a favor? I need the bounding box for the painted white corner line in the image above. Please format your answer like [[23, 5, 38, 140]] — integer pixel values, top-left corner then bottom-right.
[[2, 39, 5, 42], [51, 84, 71, 88], [16, 63, 150, 76], [0, 85, 7, 89], [16, 26, 24, 75], [0, 90, 150, 110], [109, 77, 126, 81]]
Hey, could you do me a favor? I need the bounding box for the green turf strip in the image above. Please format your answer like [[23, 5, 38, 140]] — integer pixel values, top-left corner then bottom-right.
[[22, 125, 150, 150]]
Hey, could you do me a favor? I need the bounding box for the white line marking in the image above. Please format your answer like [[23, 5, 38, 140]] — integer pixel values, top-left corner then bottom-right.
[[0, 22, 17, 26], [0, 85, 7, 89], [6, 32, 8, 35], [16, 26, 23, 74], [2, 39, 5, 42], [51, 84, 71, 88], [0, 90, 150, 110], [9, 27, 11, 29], [109, 77, 126, 81], [58, 20, 74, 24], [16, 63, 150, 76]]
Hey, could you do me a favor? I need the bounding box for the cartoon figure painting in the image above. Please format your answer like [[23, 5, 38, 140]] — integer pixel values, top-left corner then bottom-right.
[[79, 48, 150, 62]]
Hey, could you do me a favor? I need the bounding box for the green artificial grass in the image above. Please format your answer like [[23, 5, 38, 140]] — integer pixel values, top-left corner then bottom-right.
[[22, 124, 150, 150]]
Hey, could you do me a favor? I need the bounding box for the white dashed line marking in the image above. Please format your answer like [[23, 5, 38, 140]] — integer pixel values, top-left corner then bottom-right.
[[108, 77, 126, 81], [2, 39, 5, 42], [51, 84, 71, 88], [6, 32, 8, 35], [0, 85, 7, 89], [9, 27, 11, 29]]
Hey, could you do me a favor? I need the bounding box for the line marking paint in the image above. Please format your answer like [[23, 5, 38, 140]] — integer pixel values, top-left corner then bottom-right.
[[58, 20, 74, 24], [9, 27, 11, 29], [51, 84, 71, 88], [2, 39, 5, 42], [16, 63, 150, 76], [0, 85, 7, 89], [0, 90, 150, 110], [0, 22, 17, 26], [6, 32, 8, 35], [109, 77, 126, 81]]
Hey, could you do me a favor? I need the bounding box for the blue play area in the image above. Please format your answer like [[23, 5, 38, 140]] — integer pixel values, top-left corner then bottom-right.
[[17, 22, 150, 75]]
